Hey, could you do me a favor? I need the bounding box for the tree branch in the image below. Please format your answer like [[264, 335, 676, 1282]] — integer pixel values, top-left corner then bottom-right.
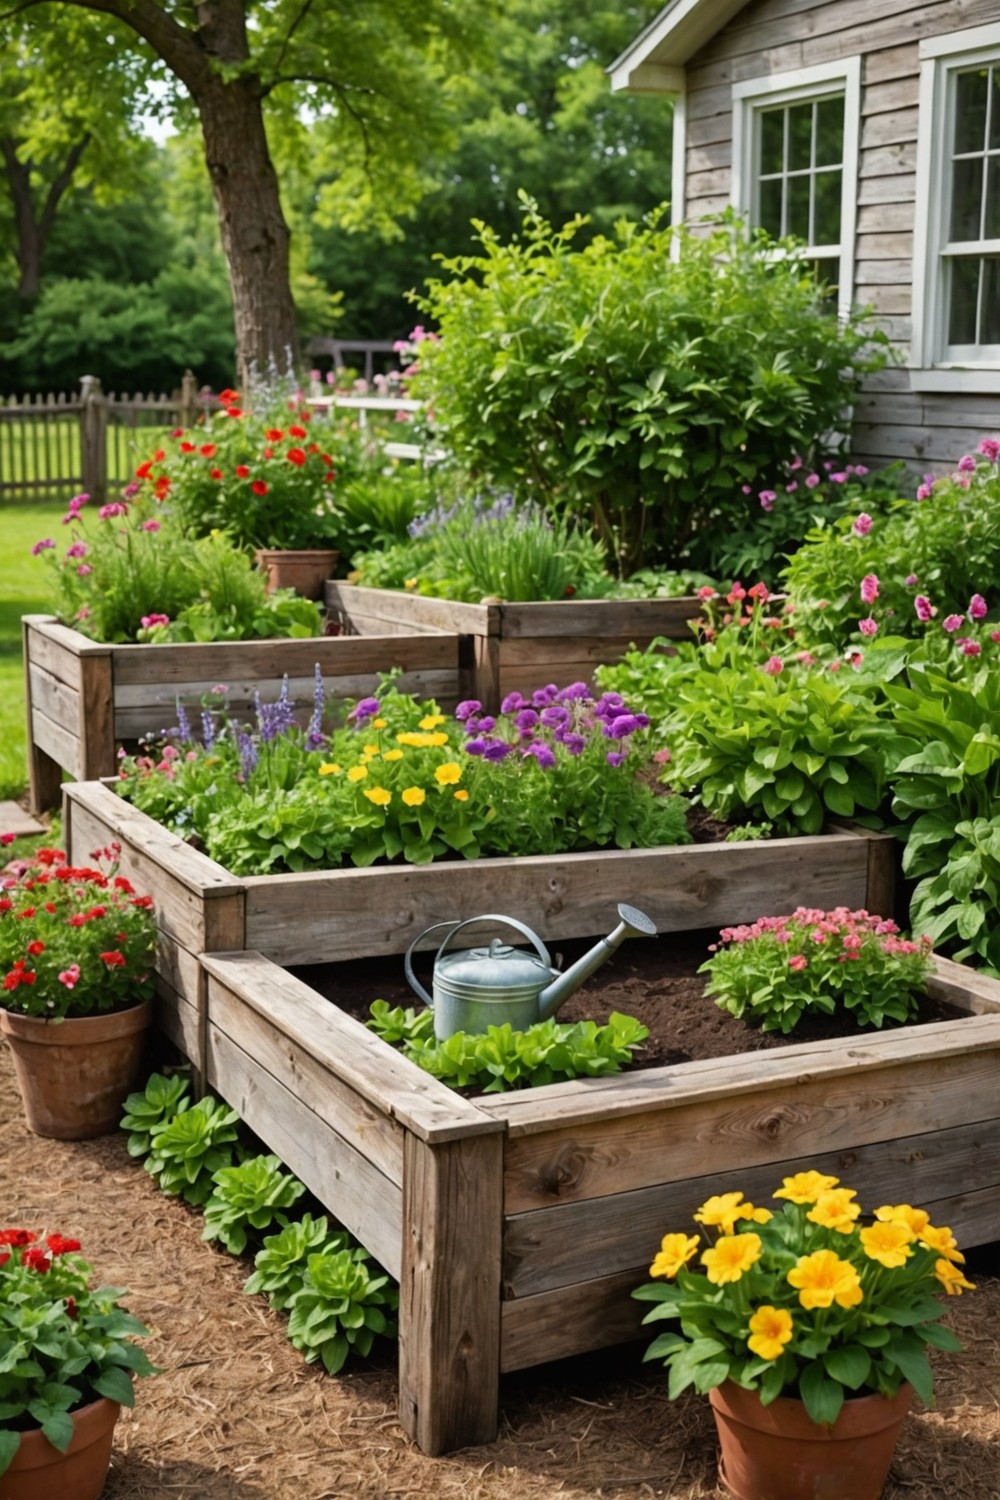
[[39, 133, 90, 243], [271, 0, 314, 78], [263, 71, 376, 166], [0, 0, 213, 94]]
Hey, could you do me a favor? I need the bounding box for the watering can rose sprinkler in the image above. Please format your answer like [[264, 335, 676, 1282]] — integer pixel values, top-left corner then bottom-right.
[[404, 904, 658, 1040]]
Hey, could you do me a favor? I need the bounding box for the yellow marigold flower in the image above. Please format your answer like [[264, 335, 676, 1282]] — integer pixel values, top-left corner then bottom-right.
[[737, 1205, 773, 1226], [774, 1171, 840, 1205], [701, 1233, 762, 1286], [363, 786, 391, 807], [346, 765, 368, 783], [396, 731, 441, 747], [747, 1305, 794, 1361], [419, 714, 446, 729], [426, 732, 449, 747], [788, 1250, 863, 1310], [404, 577, 419, 589], [695, 1192, 748, 1235], [874, 1204, 930, 1237], [859, 1220, 914, 1269], [318, 762, 342, 776], [918, 1224, 965, 1264], [807, 1188, 861, 1234], [373, 718, 388, 729], [649, 1233, 700, 1279], [435, 762, 462, 786], [453, 789, 469, 801], [934, 1259, 976, 1296], [401, 786, 426, 807], [383, 748, 404, 762], [363, 743, 380, 755]]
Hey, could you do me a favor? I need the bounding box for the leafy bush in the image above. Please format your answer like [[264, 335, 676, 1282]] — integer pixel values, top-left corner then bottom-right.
[[142, 1096, 244, 1206], [243, 1215, 351, 1311], [700, 908, 934, 1033], [368, 1005, 649, 1091], [285, 1249, 398, 1375], [412, 201, 887, 574], [202, 1155, 307, 1254], [121, 1072, 192, 1158]]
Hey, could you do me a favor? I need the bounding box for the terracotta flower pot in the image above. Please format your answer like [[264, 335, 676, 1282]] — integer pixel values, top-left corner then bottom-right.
[[0, 1001, 152, 1140], [0, 1396, 121, 1500], [708, 1379, 913, 1500], [254, 548, 339, 599]]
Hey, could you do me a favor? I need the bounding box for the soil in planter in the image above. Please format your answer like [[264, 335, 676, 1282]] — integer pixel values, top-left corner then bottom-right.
[[294, 930, 961, 1072]]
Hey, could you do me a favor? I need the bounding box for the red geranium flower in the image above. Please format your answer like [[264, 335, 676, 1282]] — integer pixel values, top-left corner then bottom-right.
[[235, 465, 250, 479], [100, 951, 126, 967], [289, 425, 308, 439], [210, 468, 223, 480], [251, 481, 268, 496], [266, 428, 284, 441], [200, 443, 217, 458], [21, 1247, 52, 1273], [135, 461, 153, 480], [0, 1228, 37, 1247], [26, 941, 45, 956], [131, 895, 154, 909], [180, 442, 197, 454], [287, 448, 307, 467], [46, 1234, 82, 1255]]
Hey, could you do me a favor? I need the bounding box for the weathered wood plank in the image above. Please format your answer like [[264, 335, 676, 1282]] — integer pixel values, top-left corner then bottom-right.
[[30, 704, 82, 781], [501, 1268, 644, 1373], [206, 1023, 403, 1277], [860, 143, 917, 178], [926, 956, 1000, 1015], [23, 620, 64, 815], [497, 599, 697, 641], [502, 1112, 1000, 1298], [399, 1129, 504, 1453], [858, 173, 916, 207], [109, 632, 460, 686], [856, 232, 914, 261], [241, 834, 872, 966], [326, 583, 492, 636], [200, 952, 492, 1145], [494, 1019, 1000, 1215], [27, 662, 79, 731], [861, 107, 919, 151], [79, 651, 114, 783], [154, 972, 200, 1062]]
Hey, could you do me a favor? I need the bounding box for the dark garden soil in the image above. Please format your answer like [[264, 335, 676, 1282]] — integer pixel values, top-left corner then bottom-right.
[[4, 933, 998, 1498]]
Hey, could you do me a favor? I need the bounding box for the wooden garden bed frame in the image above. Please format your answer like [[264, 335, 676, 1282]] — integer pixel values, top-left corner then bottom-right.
[[190, 947, 1000, 1455], [23, 614, 464, 813], [324, 582, 698, 709]]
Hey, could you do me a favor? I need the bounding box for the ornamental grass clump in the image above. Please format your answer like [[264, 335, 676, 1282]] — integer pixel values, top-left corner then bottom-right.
[[699, 907, 934, 1033], [0, 846, 156, 1021], [0, 1227, 157, 1476], [634, 1171, 973, 1426]]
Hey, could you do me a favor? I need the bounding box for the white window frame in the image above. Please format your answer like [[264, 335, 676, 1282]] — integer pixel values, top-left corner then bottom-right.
[[731, 59, 860, 320], [912, 21, 1000, 392]]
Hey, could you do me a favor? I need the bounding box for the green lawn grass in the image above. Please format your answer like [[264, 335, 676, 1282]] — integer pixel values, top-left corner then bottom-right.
[[0, 502, 67, 799]]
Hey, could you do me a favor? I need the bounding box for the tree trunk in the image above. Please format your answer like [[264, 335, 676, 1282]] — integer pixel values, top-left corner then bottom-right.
[[1, 133, 91, 303], [198, 74, 300, 389]]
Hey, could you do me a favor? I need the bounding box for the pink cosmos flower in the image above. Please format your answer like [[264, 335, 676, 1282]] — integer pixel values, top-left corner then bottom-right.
[[914, 595, 936, 622], [916, 483, 932, 500], [142, 519, 161, 532], [904, 573, 918, 586], [830, 472, 848, 483], [854, 465, 869, 477], [852, 513, 873, 536], [968, 593, 988, 620], [860, 574, 879, 605], [98, 502, 127, 519], [31, 538, 55, 555], [977, 437, 1000, 462], [763, 656, 784, 676], [942, 614, 964, 633], [76, 565, 92, 577], [858, 617, 878, 637], [741, 485, 753, 495], [785, 480, 798, 493]]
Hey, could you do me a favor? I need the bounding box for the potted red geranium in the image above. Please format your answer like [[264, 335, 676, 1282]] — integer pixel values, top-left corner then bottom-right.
[[0, 843, 156, 1139]]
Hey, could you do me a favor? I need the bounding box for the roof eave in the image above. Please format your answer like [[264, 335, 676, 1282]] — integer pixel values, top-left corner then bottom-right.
[[608, 0, 748, 93]]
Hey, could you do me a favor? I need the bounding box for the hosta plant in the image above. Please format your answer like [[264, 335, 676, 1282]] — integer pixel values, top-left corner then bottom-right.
[[700, 908, 934, 1033], [202, 1155, 307, 1255], [0, 1228, 157, 1477], [634, 1171, 973, 1425]]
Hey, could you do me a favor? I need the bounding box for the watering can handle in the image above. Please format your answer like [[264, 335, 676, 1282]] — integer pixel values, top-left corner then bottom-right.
[[403, 914, 554, 1009]]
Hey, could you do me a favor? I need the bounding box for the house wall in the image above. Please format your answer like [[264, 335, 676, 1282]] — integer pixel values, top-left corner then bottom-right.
[[682, 0, 1000, 471]]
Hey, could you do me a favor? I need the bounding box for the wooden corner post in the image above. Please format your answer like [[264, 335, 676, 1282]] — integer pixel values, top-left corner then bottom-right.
[[23, 618, 63, 815], [398, 1122, 505, 1454]]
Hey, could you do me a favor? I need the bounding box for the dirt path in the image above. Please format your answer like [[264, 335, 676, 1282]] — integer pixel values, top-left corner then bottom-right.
[[3, 1044, 997, 1500]]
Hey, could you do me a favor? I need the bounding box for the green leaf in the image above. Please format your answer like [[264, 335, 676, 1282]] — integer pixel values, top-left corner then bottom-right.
[[799, 1362, 845, 1426], [39, 1408, 75, 1453], [0, 1430, 21, 1476], [822, 1345, 872, 1390], [92, 1366, 135, 1406]]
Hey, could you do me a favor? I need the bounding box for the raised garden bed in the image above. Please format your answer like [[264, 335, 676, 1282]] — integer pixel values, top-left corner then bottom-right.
[[62, 779, 895, 1066], [23, 614, 464, 812], [188, 942, 1000, 1454], [324, 582, 698, 709]]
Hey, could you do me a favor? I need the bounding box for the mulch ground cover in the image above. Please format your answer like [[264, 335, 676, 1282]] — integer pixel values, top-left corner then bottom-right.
[[4, 1027, 998, 1499]]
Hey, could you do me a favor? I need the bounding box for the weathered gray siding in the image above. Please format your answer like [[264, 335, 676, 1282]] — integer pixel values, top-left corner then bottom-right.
[[683, 0, 1000, 470]]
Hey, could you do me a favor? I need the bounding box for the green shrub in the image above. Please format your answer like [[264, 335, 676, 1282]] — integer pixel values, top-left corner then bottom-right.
[[412, 200, 887, 574], [142, 1096, 244, 1206], [202, 1155, 307, 1254]]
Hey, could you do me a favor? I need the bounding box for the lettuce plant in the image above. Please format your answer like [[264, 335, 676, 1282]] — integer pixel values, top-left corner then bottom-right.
[[202, 1155, 307, 1254], [143, 1096, 244, 1206]]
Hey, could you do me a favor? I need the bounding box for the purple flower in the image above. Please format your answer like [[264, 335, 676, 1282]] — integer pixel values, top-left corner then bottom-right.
[[352, 696, 380, 721], [904, 573, 918, 587], [957, 454, 977, 473], [31, 538, 55, 555], [66, 541, 88, 559], [455, 699, 482, 721], [256, 676, 295, 742], [562, 732, 586, 756], [237, 732, 258, 780], [606, 751, 626, 767], [306, 663, 326, 750], [201, 710, 216, 750], [785, 481, 798, 494], [860, 574, 879, 606], [483, 740, 511, 761], [465, 738, 486, 756], [858, 617, 878, 637], [758, 490, 777, 511], [523, 742, 556, 769], [914, 595, 935, 622], [142, 519, 161, 532], [830, 472, 848, 484], [68, 491, 88, 510], [805, 473, 821, 489], [501, 691, 526, 714], [514, 709, 539, 733], [540, 706, 570, 730], [531, 684, 559, 708], [477, 715, 496, 733], [977, 437, 1000, 463], [99, 502, 127, 519], [555, 682, 591, 702], [175, 699, 192, 742], [76, 564, 92, 577], [609, 714, 641, 739]]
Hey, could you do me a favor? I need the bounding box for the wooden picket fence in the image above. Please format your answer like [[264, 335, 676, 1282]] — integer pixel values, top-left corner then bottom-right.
[[0, 372, 216, 506]]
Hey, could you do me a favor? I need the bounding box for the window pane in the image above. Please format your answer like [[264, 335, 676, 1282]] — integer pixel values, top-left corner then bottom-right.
[[814, 97, 844, 166], [788, 103, 813, 171], [814, 168, 842, 244], [981, 256, 1000, 343], [758, 177, 783, 237], [950, 157, 984, 241], [990, 67, 1000, 151], [787, 174, 811, 240], [948, 256, 979, 344], [955, 68, 989, 155], [760, 109, 784, 174], [986, 158, 1000, 239], [810, 257, 839, 311]]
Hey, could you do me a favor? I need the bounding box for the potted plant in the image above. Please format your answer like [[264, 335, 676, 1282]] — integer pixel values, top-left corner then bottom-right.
[[0, 1226, 156, 1498], [634, 1170, 974, 1500], [0, 845, 157, 1139]]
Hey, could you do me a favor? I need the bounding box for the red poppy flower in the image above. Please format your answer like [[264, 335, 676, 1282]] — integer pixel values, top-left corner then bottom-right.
[[21, 1248, 52, 1273], [266, 428, 284, 441], [100, 951, 126, 967], [200, 443, 217, 458], [321, 453, 334, 467], [226, 406, 243, 419], [16, 907, 35, 919], [180, 441, 197, 454], [171, 427, 184, 438], [154, 476, 171, 496], [289, 425, 308, 439], [219, 388, 239, 404], [235, 465, 250, 479], [287, 448, 307, 466], [153, 449, 165, 462], [0, 1229, 37, 1247], [113, 876, 134, 893], [26, 941, 45, 956], [46, 1234, 82, 1255], [135, 461, 153, 480], [251, 481, 268, 496], [0, 899, 11, 912], [210, 468, 223, 480], [263, 447, 274, 459]]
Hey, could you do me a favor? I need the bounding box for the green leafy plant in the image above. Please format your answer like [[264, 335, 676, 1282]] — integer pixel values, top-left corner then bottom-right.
[[700, 908, 934, 1034], [120, 1072, 192, 1158], [372, 1009, 649, 1092], [412, 201, 887, 575], [0, 1227, 157, 1477], [634, 1171, 972, 1425], [243, 1215, 351, 1311], [143, 1095, 243, 1206], [285, 1248, 399, 1375], [202, 1155, 307, 1254]]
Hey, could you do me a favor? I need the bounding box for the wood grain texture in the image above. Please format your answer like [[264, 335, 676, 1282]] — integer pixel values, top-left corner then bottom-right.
[[501, 1268, 644, 1372], [325, 583, 490, 636], [23, 620, 64, 814], [399, 1129, 504, 1453], [109, 631, 460, 685], [29, 704, 82, 780], [79, 652, 114, 782]]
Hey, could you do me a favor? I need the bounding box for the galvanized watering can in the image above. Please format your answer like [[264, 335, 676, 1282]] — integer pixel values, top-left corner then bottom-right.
[[403, 904, 658, 1040]]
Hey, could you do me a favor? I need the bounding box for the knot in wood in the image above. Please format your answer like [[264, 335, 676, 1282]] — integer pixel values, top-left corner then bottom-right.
[[752, 1103, 797, 1141]]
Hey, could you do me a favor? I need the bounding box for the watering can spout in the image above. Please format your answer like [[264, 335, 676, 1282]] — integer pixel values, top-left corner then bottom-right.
[[537, 902, 657, 1021]]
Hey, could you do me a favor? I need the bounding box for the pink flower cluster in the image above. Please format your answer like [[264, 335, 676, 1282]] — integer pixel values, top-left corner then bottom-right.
[[713, 906, 930, 969]]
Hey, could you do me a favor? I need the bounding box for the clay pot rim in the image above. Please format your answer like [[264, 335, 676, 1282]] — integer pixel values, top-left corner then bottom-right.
[[0, 998, 153, 1044], [709, 1377, 913, 1439]]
